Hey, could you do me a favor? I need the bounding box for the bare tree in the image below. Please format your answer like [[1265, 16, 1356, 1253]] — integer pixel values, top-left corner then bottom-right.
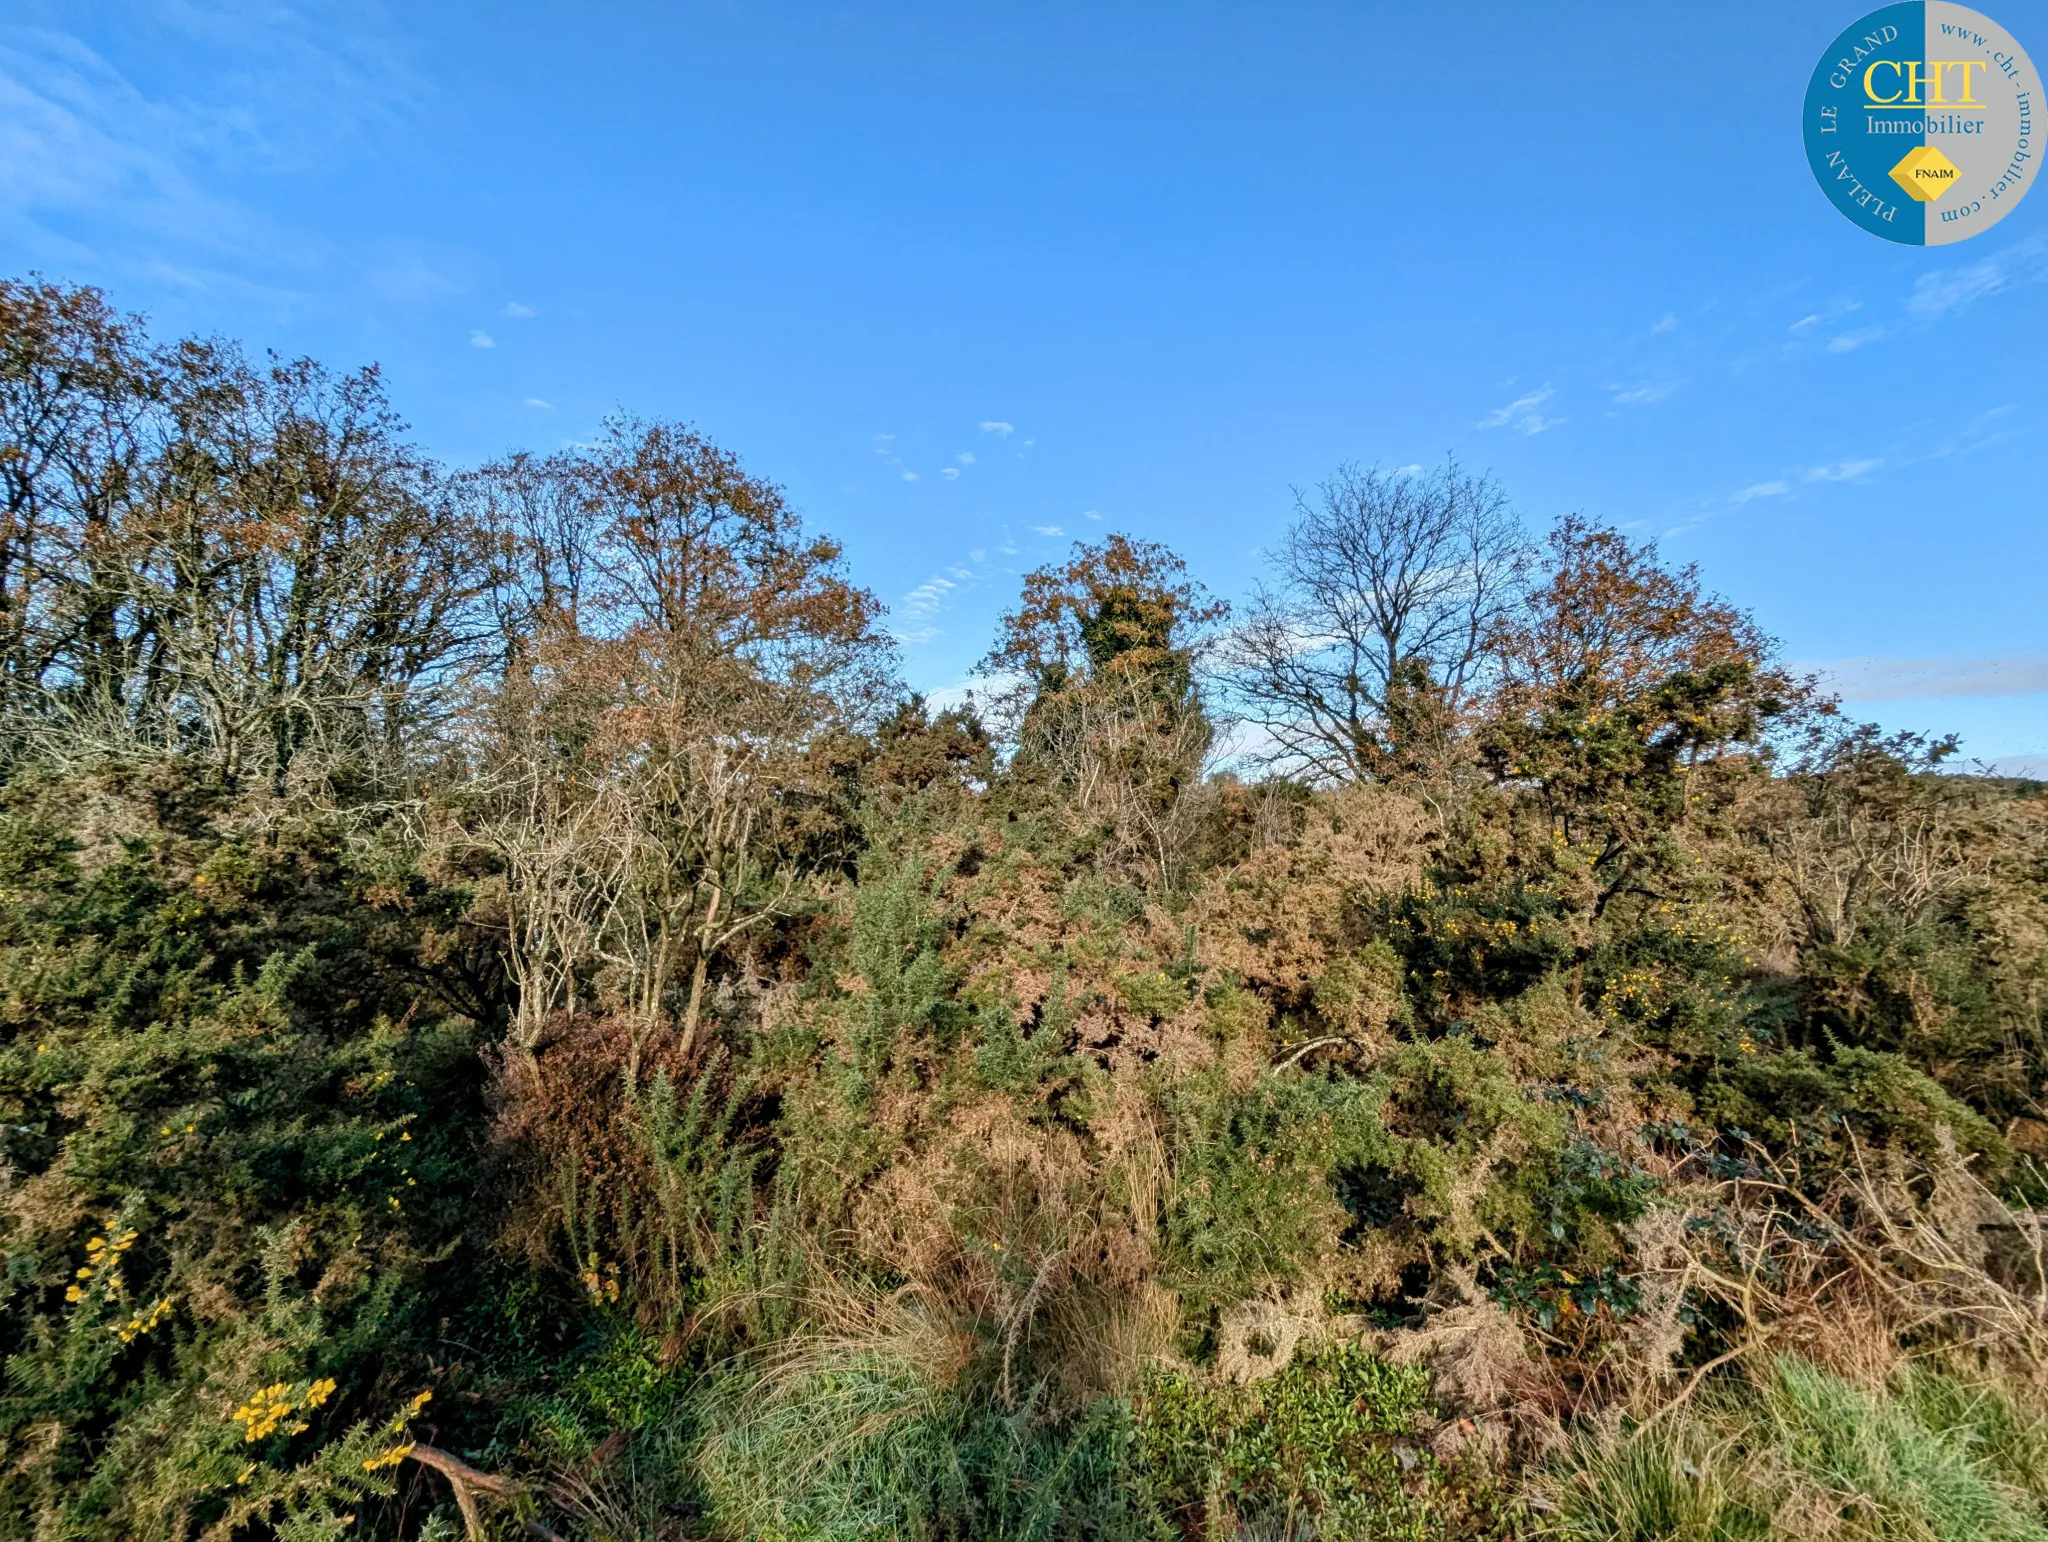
[[1766, 727, 1975, 953], [1223, 456, 1525, 782]]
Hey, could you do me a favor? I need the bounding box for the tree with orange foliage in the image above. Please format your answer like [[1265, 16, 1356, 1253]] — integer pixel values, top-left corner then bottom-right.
[[1483, 515, 1811, 925], [470, 418, 894, 1060], [0, 278, 493, 791], [981, 532, 1225, 704]]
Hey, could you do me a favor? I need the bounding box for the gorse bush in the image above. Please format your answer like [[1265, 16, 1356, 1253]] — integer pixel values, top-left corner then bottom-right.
[[0, 768, 477, 1537], [3, 278, 2046, 1539]]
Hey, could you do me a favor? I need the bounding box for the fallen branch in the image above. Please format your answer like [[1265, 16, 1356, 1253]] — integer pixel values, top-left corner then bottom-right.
[[1633, 1333, 1769, 1433], [1274, 1035, 1359, 1070], [406, 1444, 566, 1542]]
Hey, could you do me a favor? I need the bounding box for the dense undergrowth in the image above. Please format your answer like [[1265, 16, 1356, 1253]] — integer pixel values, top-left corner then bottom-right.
[[2, 278, 2045, 1540]]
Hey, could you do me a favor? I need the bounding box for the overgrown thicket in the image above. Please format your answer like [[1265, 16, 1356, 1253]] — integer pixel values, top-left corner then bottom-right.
[[2, 280, 2044, 1542]]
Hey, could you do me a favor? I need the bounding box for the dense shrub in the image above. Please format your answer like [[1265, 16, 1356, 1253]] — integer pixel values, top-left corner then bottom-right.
[[5, 278, 2046, 1540], [0, 771, 482, 1537]]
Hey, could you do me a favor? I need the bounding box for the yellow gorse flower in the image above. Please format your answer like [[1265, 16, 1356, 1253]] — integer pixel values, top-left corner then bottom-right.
[[112, 1296, 172, 1344], [70, 1225, 140, 1302], [371, 1388, 435, 1439], [361, 1442, 414, 1473], [231, 1384, 295, 1443], [230, 1374, 344, 1443], [359, 1389, 432, 1474]]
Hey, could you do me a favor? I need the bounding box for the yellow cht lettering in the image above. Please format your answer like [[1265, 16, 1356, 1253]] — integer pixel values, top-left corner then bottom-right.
[[1864, 59, 1924, 104], [1928, 60, 1988, 104], [1865, 60, 1987, 108]]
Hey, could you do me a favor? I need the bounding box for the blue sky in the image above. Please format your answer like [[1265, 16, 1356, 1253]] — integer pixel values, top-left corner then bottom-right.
[[5, 1, 2044, 766]]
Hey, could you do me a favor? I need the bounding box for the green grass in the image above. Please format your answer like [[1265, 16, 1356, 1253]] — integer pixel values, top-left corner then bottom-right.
[[1544, 1357, 2048, 1542], [690, 1338, 1149, 1542], [690, 1332, 1511, 1541]]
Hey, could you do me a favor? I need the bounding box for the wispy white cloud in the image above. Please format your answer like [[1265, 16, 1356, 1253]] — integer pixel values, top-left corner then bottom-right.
[[891, 553, 997, 646], [0, 32, 263, 271], [1032, 524, 1064, 538], [979, 421, 1014, 437], [1807, 655, 2048, 700], [1651, 313, 1678, 334], [1906, 235, 2048, 318], [940, 466, 959, 481], [501, 301, 537, 318], [1612, 380, 1682, 405], [469, 329, 496, 348], [1478, 387, 1551, 428], [1913, 402, 2020, 463], [1778, 242, 2046, 357], [871, 433, 918, 481], [523, 396, 552, 409], [1731, 480, 1788, 503], [956, 451, 976, 465], [1477, 384, 1563, 435], [1789, 298, 1859, 335], [898, 575, 957, 620], [1083, 509, 1102, 520], [1803, 458, 1882, 483], [0, 9, 420, 286]]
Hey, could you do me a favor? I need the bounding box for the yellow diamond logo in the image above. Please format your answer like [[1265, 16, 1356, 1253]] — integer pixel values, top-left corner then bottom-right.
[[1889, 144, 1960, 202]]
